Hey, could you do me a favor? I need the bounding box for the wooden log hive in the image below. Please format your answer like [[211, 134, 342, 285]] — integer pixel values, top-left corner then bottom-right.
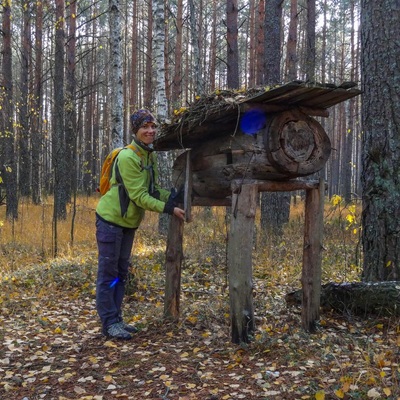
[[172, 109, 331, 200]]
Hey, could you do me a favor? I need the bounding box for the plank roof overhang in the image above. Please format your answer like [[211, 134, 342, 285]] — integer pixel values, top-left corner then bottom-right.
[[154, 81, 362, 151]]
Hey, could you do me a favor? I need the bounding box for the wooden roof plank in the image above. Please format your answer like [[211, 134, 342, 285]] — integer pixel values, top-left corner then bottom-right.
[[155, 82, 362, 150]]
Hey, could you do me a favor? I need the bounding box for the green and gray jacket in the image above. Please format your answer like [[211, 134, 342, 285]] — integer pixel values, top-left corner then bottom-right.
[[96, 140, 170, 228]]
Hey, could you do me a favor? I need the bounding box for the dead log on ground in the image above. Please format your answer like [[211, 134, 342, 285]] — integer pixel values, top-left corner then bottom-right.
[[286, 281, 400, 317]]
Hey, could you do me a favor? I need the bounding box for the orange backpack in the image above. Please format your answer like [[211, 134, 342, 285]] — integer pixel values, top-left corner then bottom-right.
[[98, 144, 142, 195]]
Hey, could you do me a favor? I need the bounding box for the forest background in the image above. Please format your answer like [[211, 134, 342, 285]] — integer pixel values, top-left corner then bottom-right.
[[0, 0, 400, 399]]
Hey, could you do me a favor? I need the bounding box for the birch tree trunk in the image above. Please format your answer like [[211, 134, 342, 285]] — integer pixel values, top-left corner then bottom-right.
[[129, 0, 138, 113], [144, 1, 153, 108], [153, 0, 174, 235], [153, 0, 168, 118], [109, 0, 124, 148]]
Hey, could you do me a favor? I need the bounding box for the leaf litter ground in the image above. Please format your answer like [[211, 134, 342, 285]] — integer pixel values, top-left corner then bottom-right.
[[1, 251, 399, 400]]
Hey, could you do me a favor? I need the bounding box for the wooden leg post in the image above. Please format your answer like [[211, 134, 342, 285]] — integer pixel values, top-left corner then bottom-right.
[[301, 178, 325, 332], [228, 184, 258, 343], [164, 215, 184, 322]]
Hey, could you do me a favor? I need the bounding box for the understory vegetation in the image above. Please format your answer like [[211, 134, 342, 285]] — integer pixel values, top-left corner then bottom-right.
[[0, 196, 399, 399]]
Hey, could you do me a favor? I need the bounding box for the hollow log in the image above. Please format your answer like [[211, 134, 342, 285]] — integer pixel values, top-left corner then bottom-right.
[[286, 281, 400, 316], [172, 109, 331, 199]]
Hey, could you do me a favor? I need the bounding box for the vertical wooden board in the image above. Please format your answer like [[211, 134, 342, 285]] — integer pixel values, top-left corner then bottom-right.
[[228, 184, 258, 343], [301, 178, 324, 331], [184, 150, 193, 222], [164, 214, 184, 322]]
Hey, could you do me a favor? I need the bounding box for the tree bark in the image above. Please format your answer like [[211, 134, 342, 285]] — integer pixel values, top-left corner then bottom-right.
[[171, 0, 183, 106], [1, 0, 18, 219], [188, 0, 204, 95], [228, 184, 257, 343], [226, 0, 239, 89], [66, 0, 77, 201], [109, 0, 124, 148], [360, 0, 400, 281], [285, 0, 298, 81], [164, 215, 184, 321], [129, 0, 138, 113], [53, 0, 67, 221], [31, 0, 43, 205], [18, 1, 32, 198], [305, 0, 316, 82], [301, 179, 324, 332]]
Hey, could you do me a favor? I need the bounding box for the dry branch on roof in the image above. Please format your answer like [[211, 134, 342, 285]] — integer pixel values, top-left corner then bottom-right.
[[155, 81, 361, 150]]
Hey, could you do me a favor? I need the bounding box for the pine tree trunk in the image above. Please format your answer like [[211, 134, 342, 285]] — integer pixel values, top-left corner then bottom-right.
[[360, 0, 400, 281], [226, 0, 239, 89], [31, 0, 43, 205], [1, 0, 18, 219], [53, 0, 67, 221], [18, 2, 31, 197], [66, 0, 77, 201]]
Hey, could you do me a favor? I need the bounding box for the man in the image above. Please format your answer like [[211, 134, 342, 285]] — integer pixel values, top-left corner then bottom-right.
[[95, 109, 185, 339]]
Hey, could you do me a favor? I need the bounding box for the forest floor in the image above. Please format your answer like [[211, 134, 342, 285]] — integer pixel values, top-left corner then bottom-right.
[[1, 201, 400, 399], [1, 252, 399, 400]]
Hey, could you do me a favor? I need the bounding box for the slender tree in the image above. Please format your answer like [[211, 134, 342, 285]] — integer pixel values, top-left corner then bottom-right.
[[171, 0, 183, 107], [65, 0, 77, 199], [18, 0, 32, 197], [144, 1, 153, 108], [188, 0, 204, 95], [255, 0, 265, 85], [285, 0, 298, 81], [109, 0, 124, 148], [31, 0, 43, 204], [1, 0, 18, 219], [129, 0, 138, 113], [305, 0, 316, 82], [208, 0, 217, 92], [226, 0, 239, 89], [360, 0, 400, 281], [153, 0, 173, 234], [260, 0, 290, 236]]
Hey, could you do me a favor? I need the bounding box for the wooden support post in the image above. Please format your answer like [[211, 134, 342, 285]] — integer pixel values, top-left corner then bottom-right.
[[301, 178, 325, 332], [164, 214, 184, 322], [184, 150, 193, 222], [228, 184, 258, 343]]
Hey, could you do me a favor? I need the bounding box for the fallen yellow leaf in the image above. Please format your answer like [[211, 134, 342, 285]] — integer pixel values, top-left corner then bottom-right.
[[334, 389, 344, 399], [315, 390, 325, 400]]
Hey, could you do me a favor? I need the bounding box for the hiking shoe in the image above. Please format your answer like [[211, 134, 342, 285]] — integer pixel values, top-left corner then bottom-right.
[[118, 321, 138, 333], [106, 323, 132, 340]]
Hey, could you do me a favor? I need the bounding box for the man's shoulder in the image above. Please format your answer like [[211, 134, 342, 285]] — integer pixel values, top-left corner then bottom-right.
[[118, 146, 142, 161]]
